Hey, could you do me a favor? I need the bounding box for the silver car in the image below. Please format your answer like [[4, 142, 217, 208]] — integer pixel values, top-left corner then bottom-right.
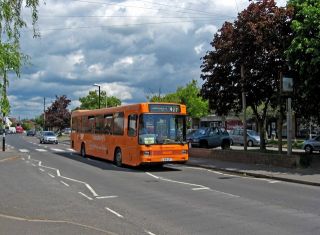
[[302, 136, 320, 153], [229, 129, 260, 147], [39, 131, 58, 144]]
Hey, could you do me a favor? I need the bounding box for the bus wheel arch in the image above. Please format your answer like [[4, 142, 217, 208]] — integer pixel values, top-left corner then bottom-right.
[[80, 143, 86, 158], [114, 147, 122, 167]]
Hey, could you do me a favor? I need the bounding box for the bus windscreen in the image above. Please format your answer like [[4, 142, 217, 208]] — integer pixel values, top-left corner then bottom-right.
[[138, 114, 186, 145]]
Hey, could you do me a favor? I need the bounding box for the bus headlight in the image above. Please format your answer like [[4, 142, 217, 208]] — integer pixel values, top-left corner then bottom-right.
[[141, 151, 151, 156]]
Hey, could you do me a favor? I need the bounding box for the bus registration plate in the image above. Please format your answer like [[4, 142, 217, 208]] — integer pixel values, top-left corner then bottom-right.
[[162, 158, 172, 162]]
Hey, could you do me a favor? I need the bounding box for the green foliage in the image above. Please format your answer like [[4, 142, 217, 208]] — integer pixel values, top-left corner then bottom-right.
[[287, 0, 320, 124], [0, 0, 40, 116], [78, 91, 121, 110], [148, 80, 209, 119], [22, 122, 33, 131]]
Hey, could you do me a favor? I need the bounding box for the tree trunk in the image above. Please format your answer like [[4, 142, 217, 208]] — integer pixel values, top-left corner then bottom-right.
[[258, 119, 266, 150], [277, 115, 283, 153]]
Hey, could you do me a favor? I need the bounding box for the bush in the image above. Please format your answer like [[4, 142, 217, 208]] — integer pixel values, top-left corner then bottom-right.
[[299, 154, 312, 168]]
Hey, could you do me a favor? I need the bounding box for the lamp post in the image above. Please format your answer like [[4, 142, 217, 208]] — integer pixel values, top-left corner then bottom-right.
[[93, 84, 101, 109], [282, 76, 293, 156]]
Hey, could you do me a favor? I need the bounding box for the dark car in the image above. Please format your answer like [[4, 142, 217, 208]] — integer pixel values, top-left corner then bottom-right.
[[187, 127, 231, 149], [26, 130, 36, 136]]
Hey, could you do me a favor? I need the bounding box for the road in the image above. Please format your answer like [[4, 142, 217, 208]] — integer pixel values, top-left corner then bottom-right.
[[1, 134, 320, 235]]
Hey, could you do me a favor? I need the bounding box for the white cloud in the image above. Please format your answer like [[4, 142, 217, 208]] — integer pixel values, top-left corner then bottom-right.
[[194, 43, 205, 55]]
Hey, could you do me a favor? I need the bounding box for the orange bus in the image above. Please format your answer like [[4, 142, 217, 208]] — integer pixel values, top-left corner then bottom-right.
[[71, 103, 188, 166]]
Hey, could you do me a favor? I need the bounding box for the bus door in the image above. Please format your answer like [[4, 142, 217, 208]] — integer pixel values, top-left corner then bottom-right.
[[126, 114, 139, 165], [93, 115, 106, 158]]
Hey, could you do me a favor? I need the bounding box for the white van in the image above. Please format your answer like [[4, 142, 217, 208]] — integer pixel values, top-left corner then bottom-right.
[[8, 127, 16, 134]]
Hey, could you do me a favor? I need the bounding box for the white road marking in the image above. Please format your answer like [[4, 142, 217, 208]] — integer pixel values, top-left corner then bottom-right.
[[145, 230, 157, 235], [19, 149, 29, 153], [105, 207, 124, 218], [146, 172, 239, 198], [78, 192, 93, 200], [67, 148, 76, 152], [50, 148, 64, 152], [25, 155, 104, 198], [96, 196, 118, 199], [192, 187, 210, 191], [185, 166, 281, 184], [146, 172, 210, 190], [39, 168, 45, 172], [31, 164, 36, 167], [48, 173, 55, 178], [60, 181, 70, 187], [35, 149, 47, 152]]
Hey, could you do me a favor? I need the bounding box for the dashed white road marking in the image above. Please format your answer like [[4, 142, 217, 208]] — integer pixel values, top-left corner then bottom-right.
[[145, 230, 157, 235], [19, 149, 29, 153], [39, 168, 45, 172], [35, 149, 47, 152], [96, 196, 118, 199], [60, 181, 70, 187], [78, 192, 93, 200], [50, 148, 64, 152], [105, 207, 124, 218], [192, 187, 210, 191], [146, 172, 210, 191], [48, 173, 55, 178], [184, 166, 281, 184], [146, 172, 239, 198]]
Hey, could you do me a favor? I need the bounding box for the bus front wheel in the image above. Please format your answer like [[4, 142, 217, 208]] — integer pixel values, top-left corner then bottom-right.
[[114, 149, 122, 167], [81, 144, 86, 158]]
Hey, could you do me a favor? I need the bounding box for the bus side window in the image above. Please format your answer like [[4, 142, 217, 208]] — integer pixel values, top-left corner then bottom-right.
[[128, 114, 137, 137], [95, 115, 104, 134], [113, 112, 124, 135], [88, 116, 95, 134], [82, 116, 88, 133], [104, 114, 113, 135]]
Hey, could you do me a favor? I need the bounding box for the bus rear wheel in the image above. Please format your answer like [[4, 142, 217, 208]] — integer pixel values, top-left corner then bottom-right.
[[80, 144, 86, 158], [114, 149, 122, 167]]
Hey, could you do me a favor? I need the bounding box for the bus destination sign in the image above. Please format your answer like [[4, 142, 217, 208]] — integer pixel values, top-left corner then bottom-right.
[[149, 104, 181, 113]]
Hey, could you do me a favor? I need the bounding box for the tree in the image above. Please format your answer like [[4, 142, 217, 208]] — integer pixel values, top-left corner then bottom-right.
[[148, 80, 209, 122], [287, 0, 320, 124], [200, 0, 293, 150], [78, 91, 121, 110], [0, 1, 40, 117], [45, 95, 71, 131]]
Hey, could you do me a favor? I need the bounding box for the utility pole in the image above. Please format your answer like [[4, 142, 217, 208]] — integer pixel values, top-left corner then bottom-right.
[[93, 84, 101, 109], [43, 97, 46, 131], [2, 71, 8, 152], [241, 65, 247, 151]]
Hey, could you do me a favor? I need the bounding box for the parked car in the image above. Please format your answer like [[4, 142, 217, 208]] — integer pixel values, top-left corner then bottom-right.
[[229, 129, 260, 147], [26, 130, 36, 136], [187, 127, 231, 149], [39, 131, 58, 144], [15, 125, 24, 134], [62, 128, 71, 135], [302, 136, 320, 153]]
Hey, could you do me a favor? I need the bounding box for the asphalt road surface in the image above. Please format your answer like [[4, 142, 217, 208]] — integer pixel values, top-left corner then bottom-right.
[[1, 134, 319, 235]]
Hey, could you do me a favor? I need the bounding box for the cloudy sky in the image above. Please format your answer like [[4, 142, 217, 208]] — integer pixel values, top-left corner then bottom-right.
[[8, 0, 286, 119]]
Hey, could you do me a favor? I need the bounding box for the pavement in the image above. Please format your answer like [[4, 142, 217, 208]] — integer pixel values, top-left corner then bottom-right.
[[1, 144, 320, 187]]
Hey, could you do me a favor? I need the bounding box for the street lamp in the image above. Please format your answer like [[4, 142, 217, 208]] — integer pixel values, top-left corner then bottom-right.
[[93, 83, 101, 109]]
